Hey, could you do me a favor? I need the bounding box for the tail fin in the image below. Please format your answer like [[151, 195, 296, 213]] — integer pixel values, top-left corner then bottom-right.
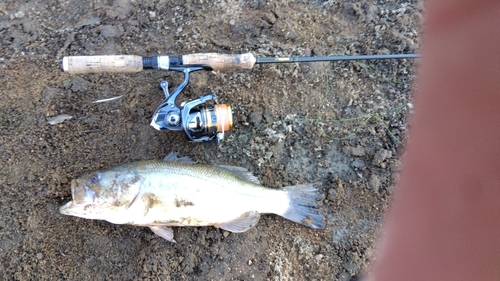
[[281, 183, 325, 229]]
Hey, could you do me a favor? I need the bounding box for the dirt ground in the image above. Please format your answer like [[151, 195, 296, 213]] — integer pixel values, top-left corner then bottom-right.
[[0, 0, 421, 280]]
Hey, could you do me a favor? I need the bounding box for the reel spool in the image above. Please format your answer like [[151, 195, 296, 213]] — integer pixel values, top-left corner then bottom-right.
[[184, 103, 233, 141]]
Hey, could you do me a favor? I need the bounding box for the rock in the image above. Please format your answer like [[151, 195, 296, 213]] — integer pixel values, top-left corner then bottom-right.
[[70, 77, 89, 93], [365, 4, 379, 23], [113, 0, 133, 20], [100, 25, 121, 38], [373, 149, 392, 166], [351, 145, 365, 156], [248, 112, 262, 126], [315, 254, 323, 261], [262, 12, 276, 25], [250, 1, 260, 8], [351, 159, 365, 169], [327, 188, 336, 201], [370, 174, 381, 191], [342, 260, 356, 271]]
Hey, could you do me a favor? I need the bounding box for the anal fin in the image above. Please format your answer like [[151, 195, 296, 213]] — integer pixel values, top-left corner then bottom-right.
[[216, 211, 261, 233], [149, 226, 176, 243]]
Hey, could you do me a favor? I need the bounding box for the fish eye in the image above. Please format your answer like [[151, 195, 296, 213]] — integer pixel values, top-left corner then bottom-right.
[[91, 174, 99, 183]]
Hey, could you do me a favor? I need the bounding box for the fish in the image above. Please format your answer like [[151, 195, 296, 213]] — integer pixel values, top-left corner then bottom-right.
[[59, 153, 325, 242]]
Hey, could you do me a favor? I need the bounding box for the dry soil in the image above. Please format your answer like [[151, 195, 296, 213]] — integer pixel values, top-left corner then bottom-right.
[[0, 0, 420, 280]]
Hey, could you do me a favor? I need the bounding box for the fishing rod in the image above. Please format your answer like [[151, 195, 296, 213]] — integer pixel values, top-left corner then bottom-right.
[[62, 52, 420, 142]]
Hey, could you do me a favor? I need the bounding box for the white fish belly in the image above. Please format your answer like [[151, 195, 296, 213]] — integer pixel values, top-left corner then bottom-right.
[[126, 172, 289, 227]]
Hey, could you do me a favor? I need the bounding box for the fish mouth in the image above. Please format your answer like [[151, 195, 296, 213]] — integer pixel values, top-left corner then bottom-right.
[[70, 179, 77, 201], [59, 179, 79, 215], [60, 179, 98, 217], [59, 200, 74, 215]]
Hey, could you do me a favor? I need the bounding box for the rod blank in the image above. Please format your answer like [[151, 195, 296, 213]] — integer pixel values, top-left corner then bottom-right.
[[256, 54, 420, 64]]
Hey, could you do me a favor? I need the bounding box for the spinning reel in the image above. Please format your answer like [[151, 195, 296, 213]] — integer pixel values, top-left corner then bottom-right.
[[150, 66, 233, 142]]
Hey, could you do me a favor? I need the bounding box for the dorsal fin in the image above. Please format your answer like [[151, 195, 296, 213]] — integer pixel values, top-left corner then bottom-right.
[[215, 165, 261, 184], [163, 152, 195, 163]]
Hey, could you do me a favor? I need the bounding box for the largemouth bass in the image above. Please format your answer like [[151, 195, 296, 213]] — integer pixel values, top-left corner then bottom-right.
[[59, 153, 325, 242]]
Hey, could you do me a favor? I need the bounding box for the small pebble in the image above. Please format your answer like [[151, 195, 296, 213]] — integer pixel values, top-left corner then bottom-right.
[[36, 253, 43, 260], [223, 231, 230, 237], [229, 19, 235, 25], [338, 272, 351, 281], [48, 114, 72, 125], [250, 0, 260, 8], [15, 11, 25, 19]]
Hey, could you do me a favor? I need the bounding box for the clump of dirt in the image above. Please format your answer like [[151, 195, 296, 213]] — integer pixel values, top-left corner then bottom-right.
[[0, 0, 420, 279]]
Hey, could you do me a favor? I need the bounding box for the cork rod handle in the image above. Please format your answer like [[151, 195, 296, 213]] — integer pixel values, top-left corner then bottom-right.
[[62, 55, 143, 74], [182, 53, 256, 70]]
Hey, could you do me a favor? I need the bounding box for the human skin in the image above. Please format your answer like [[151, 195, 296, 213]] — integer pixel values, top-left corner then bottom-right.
[[366, 1, 500, 280]]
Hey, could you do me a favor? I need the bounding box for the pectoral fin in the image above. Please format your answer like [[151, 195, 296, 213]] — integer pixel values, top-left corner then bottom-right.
[[149, 226, 176, 243], [217, 211, 261, 233]]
